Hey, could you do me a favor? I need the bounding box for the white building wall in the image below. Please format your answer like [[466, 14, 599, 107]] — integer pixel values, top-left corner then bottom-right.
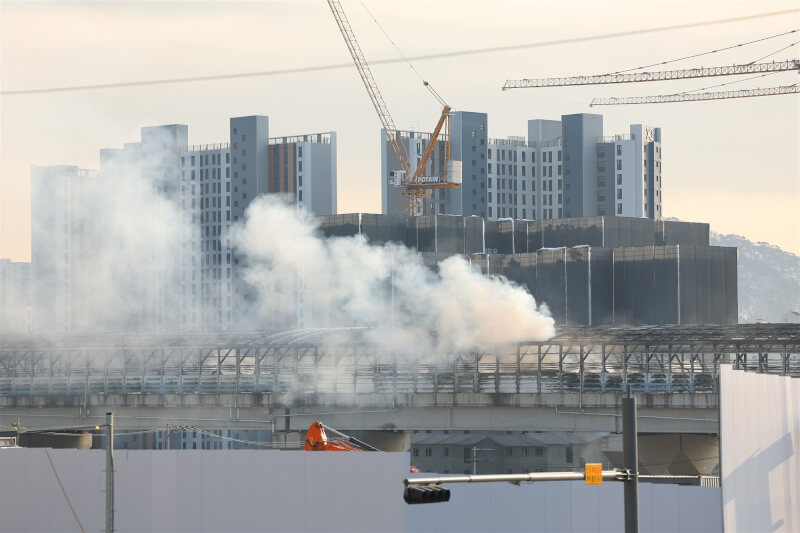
[[720, 365, 800, 533], [0, 448, 721, 533], [0, 260, 32, 334]]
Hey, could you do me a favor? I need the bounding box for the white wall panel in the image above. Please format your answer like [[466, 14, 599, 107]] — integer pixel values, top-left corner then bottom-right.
[[720, 365, 800, 532], [0, 447, 721, 532], [403, 478, 719, 533]]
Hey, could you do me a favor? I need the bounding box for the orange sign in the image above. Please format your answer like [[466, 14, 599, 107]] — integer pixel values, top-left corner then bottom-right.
[[585, 463, 603, 485]]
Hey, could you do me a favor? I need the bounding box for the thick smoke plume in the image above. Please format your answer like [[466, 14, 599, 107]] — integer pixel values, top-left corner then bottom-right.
[[13, 144, 553, 355], [233, 196, 554, 354]]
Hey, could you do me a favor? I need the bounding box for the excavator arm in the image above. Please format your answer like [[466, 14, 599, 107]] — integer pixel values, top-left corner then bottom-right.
[[304, 421, 378, 452], [304, 421, 421, 472]]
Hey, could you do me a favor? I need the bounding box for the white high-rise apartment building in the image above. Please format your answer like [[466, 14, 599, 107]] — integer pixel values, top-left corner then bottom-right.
[[30, 165, 97, 334], [0, 259, 32, 335], [31, 115, 337, 333], [176, 118, 337, 331], [595, 124, 662, 219], [486, 135, 564, 221], [382, 113, 662, 221]]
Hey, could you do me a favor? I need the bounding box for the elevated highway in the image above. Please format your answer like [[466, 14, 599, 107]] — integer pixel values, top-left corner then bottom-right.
[[1, 324, 797, 435]]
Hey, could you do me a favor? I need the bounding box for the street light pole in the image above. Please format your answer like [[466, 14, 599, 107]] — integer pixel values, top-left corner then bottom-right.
[[105, 412, 114, 533], [623, 391, 639, 533]]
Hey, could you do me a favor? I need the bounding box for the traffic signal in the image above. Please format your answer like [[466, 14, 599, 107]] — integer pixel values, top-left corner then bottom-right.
[[403, 485, 451, 504]]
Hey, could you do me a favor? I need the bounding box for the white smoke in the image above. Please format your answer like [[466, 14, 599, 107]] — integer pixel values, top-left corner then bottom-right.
[[12, 145, 554, 355], [26, 160, 188, 335], [233, 196, 554, 354]]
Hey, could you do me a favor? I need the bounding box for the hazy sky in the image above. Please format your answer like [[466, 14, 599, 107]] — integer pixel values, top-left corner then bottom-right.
[[1, 0, 798, 262]]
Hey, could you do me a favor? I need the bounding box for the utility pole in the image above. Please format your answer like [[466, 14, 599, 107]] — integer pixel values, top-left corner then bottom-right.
[[470, 446, 494, 475], [105, 412, 114, 533], [623, 389, 639, 533]]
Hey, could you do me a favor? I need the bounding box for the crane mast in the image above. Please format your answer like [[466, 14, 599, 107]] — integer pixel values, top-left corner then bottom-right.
[[327, 0, 460, 215], [327, 0, 411, 177]]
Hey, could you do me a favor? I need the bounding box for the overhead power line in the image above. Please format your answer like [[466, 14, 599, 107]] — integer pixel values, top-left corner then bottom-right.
[[589, 84, 800, 106], [1, 8, 798, 96], [44, 449, 87, 533], [749, 38, 800, 63], [676, 71, 782, 95], [503, 59, 800, 89], [605, 27, 799, 75]]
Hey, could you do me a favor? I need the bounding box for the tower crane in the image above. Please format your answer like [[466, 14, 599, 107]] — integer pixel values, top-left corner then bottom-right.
[[502, 59, 800, 105], [327, 0, 461, 215], [502, 60, 800, 89], [590, 83, 800, 106]]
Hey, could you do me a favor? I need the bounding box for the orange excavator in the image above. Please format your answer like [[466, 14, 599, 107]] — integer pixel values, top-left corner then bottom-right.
[[305, 421, 420, 473]]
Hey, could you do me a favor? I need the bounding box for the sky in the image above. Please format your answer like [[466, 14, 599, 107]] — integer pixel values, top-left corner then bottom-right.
[[1, 0, 799, 262]]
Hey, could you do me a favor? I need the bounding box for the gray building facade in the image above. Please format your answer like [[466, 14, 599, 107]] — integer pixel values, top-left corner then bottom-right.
[[382, 112, 662, 222], [31, 115, 337, 334], [315, 213, 736, 325], [0, 259, 32, 335]]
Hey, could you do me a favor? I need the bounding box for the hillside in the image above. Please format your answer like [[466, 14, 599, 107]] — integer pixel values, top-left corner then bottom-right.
[[711, 233, 800, 323]]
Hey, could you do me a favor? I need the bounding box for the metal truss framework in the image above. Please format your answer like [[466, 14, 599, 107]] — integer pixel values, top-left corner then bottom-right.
[[502, 60, 800, 89], [0, 325, 798, 397], [590, 84, 800, 106]]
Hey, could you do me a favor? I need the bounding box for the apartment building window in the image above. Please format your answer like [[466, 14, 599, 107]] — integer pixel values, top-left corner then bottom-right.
[[521, 152, 526, 162], [566, 446, 574, 464], [617, 174, 622, 185], [488, 163, 492, 173], [506, 448, 513, 457], [617, 160, 622, 170], [413, 448, 419, 457], [617, 189, 622, 200], [425, 448, 432, 457], [488, 207, 492, 217], [617, 145, 622, 156], [522, 447, 529, 457], [488, 178, 492, 188], [488, 149, 492, 159], [617, 203, 623, 214], [558, 165, 562, 176], [558, 179, 562, 190], [298, 191, 302, 201], [443, 448, 449, 457]]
